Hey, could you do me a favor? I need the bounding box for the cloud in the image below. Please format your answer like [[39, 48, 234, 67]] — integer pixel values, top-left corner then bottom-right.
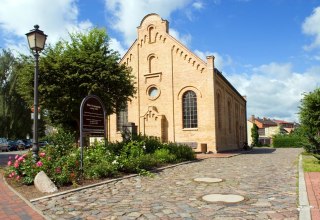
[[169, 28, 192, 47], [104, 0, 192, 46], [194, 50, 232, 70], [192, 1, 204, 10], [302, 6, 320, 50], [225, 62, 320, 122], [0, 0, 93, 52], [109, 37, 126, 57]]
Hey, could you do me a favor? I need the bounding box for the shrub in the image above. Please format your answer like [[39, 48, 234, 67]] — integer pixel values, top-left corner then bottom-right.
[[6, 152, 41, 185], [132, 135, 162, 153], [84, 160, 118, 179], [272, 134, 303, 148], [154, 148, 176, 163], [106, 141, 125, 155], [45, 129, 76, 157], [83, 142, 118, 179], [163, 143, 195, 161], [117, 140, 146, 173]]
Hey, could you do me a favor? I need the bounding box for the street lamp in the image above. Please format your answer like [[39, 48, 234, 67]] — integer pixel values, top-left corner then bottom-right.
[[26, 25, 47, 161]]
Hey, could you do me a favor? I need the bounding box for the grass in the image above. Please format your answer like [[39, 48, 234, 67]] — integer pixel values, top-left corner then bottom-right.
[[302, 154, 320, 172]]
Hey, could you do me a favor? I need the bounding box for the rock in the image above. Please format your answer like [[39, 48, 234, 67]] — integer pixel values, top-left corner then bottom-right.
[[34, 171, 58, 193]]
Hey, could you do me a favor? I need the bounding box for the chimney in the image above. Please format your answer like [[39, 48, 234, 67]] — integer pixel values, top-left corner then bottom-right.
[[206, 55, 215, 70]]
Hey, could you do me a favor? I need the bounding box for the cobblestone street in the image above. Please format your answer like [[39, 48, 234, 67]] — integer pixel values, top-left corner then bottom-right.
[[32, 148, 302, 219]]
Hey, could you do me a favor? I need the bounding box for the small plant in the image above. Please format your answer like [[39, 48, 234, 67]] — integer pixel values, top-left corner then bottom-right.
[[163, 142, 195, 161], [154, 148, 176, 163], [138, 168, 155, 177]]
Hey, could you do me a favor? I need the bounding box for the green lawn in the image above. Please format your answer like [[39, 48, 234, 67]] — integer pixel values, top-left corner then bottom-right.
[[303, 155, 320, 172]]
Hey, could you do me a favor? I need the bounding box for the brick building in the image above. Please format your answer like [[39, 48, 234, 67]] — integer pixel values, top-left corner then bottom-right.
[[107, 13, 247, 153]]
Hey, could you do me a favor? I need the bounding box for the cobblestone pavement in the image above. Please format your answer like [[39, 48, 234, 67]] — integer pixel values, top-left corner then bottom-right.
[[32, 148, 302, 220]]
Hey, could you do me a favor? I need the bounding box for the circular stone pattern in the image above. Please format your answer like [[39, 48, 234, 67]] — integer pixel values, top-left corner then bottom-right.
[[194, 177, 223, 183], [202, 194, 245, 203]]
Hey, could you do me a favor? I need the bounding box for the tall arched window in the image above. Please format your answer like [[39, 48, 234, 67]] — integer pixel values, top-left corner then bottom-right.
[[217, 93, 222, 129], [116, 105, 128, 132], [183, 90, 198, 128], [149, 26, 155, 43], [228, 100, 232, 133], [148, 55, 155, 73]]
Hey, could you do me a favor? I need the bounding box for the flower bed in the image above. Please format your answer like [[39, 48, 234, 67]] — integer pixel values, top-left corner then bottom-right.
[[5, 133, 195, 187]]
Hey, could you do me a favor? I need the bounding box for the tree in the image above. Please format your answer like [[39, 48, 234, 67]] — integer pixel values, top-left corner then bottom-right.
[[251, 123, 259, 146], [0, 49, 33, 138], [298, 88, 320, 153], [17, 28, 136, 133]]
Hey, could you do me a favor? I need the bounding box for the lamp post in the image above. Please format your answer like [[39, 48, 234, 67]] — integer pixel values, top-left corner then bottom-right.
[[26, 25, 47, 161]]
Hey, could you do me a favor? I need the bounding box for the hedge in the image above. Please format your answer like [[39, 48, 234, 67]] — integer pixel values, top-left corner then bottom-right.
[[272, 135, 302, 148]]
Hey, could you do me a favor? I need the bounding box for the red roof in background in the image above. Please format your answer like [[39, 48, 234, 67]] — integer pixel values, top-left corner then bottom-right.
[[249, 115, 296, 128], [273, 119, 293, 124]]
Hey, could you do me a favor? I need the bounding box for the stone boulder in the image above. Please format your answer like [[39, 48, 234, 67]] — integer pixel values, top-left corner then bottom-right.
[[34, 171, 58, 193]]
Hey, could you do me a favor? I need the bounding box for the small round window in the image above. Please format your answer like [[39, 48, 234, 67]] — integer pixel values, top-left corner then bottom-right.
[[147, 86, 160, 100]]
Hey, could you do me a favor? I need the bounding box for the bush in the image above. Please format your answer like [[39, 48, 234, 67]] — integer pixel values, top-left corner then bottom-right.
[[154, 148, 176, 163], [272, 134, 303, 148], [132, 135, 162, 153], [106, 141, 125, 155], [163, 143, 195, 161], [44, 129, 76, 157], [83, 142, 118, 179]]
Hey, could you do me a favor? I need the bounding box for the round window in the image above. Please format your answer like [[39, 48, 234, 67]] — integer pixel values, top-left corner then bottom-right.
[[148, 87, 159, 98], [147, 86, 161, 100]]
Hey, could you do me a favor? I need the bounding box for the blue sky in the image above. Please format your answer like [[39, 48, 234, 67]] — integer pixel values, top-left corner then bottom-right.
[[0, 0, 320, 122]]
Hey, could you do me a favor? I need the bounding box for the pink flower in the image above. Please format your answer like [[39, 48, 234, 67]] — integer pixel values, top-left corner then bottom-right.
[[15, 155, 19, 160], [36, 161, 43, 167], [7, 161, 12, 166], [18, 156, 24, 162], [16, 176, 21, 181], [14, 161, 19, 168], [9, 172, 16, 178], [55, 167, 61, 173], [39, 152, 46, 157], [8, 156, 12, 160]]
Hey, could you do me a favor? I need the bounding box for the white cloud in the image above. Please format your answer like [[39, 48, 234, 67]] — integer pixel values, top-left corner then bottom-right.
[[104, 0, 192, 46], [169, 28, 192, 47], [225, 62, 320, 122], [192, 1, 203, 10], [0, 0, 93, 52], [302, 6, 320, 50], [109, 37, 126, 57], [194, 50, 232, 70]]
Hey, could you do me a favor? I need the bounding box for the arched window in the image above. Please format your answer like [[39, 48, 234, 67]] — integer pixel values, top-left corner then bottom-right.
[[182, 90, 198, 128], [116, 105, 128, 132], [217, 93, 222, 129], [228, 100, 232, 133], [149, 26, 155, 43], [148, 55, 155, 73]]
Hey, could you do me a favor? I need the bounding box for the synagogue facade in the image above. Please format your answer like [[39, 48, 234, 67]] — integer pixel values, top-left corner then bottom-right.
[[107, 13, 247, 153]]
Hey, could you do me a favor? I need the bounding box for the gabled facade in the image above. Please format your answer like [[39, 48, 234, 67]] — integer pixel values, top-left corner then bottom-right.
[[107, 13, 247, 153]]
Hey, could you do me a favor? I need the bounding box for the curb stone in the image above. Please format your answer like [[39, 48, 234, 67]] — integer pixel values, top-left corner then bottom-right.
[[299, 154, 311, 220]]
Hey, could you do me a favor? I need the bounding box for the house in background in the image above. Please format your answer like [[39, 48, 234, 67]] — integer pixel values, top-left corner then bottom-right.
[[107, 13, 247, 153], [247, 115, 298, 145]]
